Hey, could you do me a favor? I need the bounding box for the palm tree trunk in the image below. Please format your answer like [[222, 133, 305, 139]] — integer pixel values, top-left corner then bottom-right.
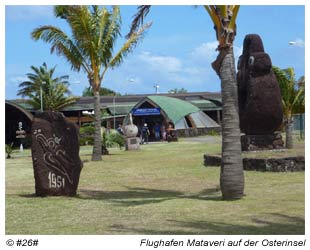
[[285, 117, 294, 149], [219, 48, 244, 200], [92, 91, 102, 161]]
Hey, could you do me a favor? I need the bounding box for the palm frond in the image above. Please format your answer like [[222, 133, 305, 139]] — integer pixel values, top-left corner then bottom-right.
[[100, 6, 121, 66], [66, 6, 94, 57], [108, 22, 152, 70], [97, 7, 111, 54], [272, 66, 305, 119], [126, 5, 151, 38], [32, 25, 89, 73]]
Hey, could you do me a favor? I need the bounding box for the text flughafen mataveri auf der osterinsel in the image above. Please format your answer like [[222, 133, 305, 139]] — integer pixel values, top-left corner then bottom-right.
[[139, 238, 306, 248]]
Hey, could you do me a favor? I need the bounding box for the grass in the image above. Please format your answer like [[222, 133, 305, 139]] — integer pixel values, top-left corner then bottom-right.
[[5, 136, 305, 235]]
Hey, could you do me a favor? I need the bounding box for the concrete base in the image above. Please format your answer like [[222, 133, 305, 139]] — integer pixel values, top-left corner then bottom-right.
[[241, 132, 284, 151], [125, 137, 140, 150]]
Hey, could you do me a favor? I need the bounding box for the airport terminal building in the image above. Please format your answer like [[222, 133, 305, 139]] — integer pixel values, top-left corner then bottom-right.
[[5, 92, 222, 145]]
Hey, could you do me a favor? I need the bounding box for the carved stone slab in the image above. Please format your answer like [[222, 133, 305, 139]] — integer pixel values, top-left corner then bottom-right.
[[31, 112, 82, 196]]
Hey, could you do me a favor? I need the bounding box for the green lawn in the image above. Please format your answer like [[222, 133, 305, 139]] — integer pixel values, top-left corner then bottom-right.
[[6, 136, 305, 235]]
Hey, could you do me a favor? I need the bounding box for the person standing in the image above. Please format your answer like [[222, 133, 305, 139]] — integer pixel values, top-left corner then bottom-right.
[[141, 123, 150, 144], [161, 124, 166, 141], [116, 124, 124, 135], [154, 123, 161, 141]]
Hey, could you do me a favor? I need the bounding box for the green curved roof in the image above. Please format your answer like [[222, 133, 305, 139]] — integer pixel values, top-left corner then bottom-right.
[[147, 95, 200, 124]]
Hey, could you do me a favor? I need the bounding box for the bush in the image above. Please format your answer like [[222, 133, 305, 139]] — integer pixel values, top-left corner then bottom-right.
[[6, 143, 14, 159], [105, 130, 125, 150], [80, 137, 94, 146], [80, 125, 95, 135], [79, 125, 95, 146], [102, 130, 109, 155]]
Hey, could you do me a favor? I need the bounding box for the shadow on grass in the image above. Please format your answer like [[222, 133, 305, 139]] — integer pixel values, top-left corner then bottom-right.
[[109, 213, 305, 235], [77, 186, 222, 206], [19, 194, 38, 198]]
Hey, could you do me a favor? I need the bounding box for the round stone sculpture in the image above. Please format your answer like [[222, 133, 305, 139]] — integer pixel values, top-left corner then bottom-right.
[[124, 113, 138, 137], [124, 123, 138, 138]]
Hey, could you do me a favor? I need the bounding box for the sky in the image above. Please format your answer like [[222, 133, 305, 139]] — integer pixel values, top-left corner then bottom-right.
[[4, 5, 305, 100]]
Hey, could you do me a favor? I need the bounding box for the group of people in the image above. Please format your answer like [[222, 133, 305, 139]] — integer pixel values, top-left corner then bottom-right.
[[139, 122, 176, 144], [115, 121, 177, 144]]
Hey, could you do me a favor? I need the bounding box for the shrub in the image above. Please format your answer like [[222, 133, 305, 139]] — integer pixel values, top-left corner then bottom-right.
[[105, 130, 125, 150], [6, 143, 14, 159], [102, 130, 109, 155], [79, 125, 95, 145]]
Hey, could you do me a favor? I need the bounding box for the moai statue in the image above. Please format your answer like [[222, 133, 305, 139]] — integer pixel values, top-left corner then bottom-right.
[[31, 112, 83, 196], [237, 34, 284, 150]]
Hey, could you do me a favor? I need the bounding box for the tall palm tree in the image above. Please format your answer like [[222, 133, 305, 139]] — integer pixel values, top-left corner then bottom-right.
[[128, 5, 244, 200], [272, 66, 305, 148], [204, 6, 243, 200], [32, 6, 151, 161], [18, 62, 77, 111]]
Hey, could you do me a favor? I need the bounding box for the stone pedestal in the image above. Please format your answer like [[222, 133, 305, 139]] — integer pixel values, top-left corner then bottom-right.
[[125, 137, 140, 150], [241, 132, 284, 151], [31, 112, 82, 196]]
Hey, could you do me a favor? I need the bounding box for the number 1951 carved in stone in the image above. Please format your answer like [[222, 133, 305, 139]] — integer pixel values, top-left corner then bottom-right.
[[31, 112, 83, 196]]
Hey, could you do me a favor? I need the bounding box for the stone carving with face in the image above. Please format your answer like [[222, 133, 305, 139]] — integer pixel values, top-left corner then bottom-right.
[[237, 34, 283, 135]]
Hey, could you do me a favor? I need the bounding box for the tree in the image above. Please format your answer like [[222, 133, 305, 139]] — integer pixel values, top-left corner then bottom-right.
[[32, 6, 151, 161], [18, 62, 77, 111], [6, 143, 14, 159], [128, 5, 244, 200], [82, 86, 120, 97], [272, 67, 305, 148], [168, 88, 188, 94], [204, 6, 243, 200]]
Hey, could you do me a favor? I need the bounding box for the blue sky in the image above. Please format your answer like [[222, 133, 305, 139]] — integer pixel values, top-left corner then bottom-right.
[[5, 5, 305, 100]]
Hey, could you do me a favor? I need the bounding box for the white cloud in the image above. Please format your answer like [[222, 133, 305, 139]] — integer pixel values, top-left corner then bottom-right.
[[126, 76, 143, 85], [138, 51, 183, 73], [289, 38, 305, 47], [106, 42, 227, 94], [190, 41, 218, 63]]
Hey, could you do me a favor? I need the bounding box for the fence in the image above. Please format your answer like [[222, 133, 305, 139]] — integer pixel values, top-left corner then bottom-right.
[[293, 113, 305, 138]]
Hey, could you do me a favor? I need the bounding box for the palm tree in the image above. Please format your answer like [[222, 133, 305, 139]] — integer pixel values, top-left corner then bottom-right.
[[128, 5, 244, 200], [272, 67, 305, 148], [204, 6, 243, 200], [32, 6, 151, 161], [18, 62, 77, 111]]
